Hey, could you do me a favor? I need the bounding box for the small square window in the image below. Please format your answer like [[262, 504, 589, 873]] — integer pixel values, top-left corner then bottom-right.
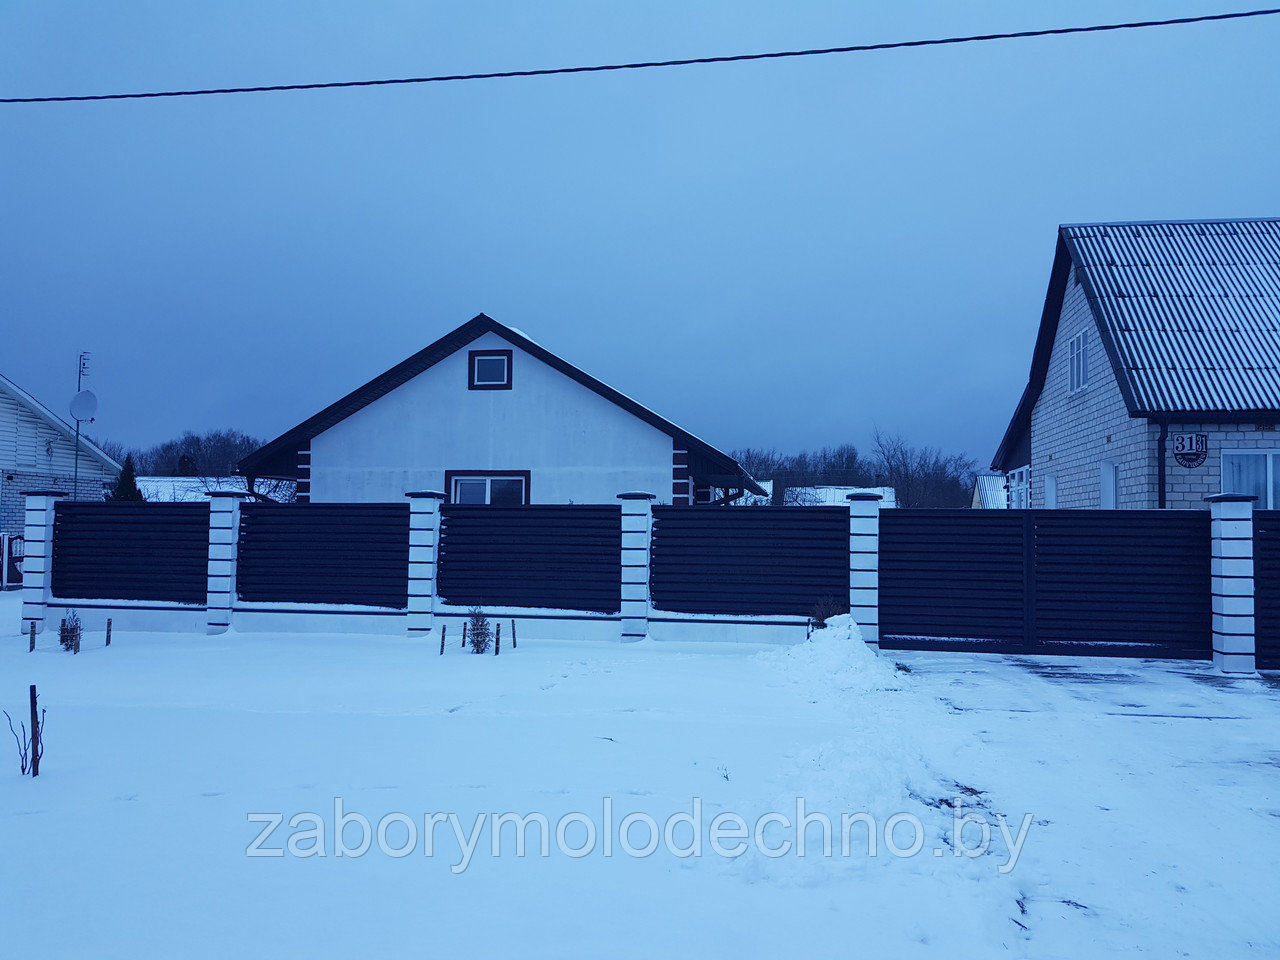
[[469, 350, 512, 390]]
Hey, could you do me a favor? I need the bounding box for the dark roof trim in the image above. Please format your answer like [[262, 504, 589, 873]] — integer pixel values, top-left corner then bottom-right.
[[991, 236, 1074, 471], [239, 313, 765, 496]]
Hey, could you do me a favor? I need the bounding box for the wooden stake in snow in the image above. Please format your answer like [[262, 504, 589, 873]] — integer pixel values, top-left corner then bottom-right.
[[440, 624, 446, 656], [28, 621, 35, 653], [462, 622, 468, 649], [106, 618, 112, 647], [511, 620, 517, 649], [495, 622, 501, 656], [29, 685, 39, 778]]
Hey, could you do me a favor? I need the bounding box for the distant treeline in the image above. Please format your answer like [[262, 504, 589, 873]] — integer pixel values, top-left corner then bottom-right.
[[92, 429, 263, 477], [732, 432, 977, 508]]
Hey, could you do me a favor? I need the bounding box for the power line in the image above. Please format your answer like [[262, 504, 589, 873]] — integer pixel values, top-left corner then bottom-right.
[[4, 7, 1278, 105]]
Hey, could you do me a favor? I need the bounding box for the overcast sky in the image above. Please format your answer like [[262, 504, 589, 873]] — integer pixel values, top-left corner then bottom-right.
[[4, 1, 1279, 468]]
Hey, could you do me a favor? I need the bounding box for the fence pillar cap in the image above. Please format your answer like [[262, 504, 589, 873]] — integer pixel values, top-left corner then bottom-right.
[[617, 492, 656, 501], [20, 490, 67, 497], [205, 490, 254, 499], [846, 493, 883, 502], [405, 491, 446, 500], [1205, 494, 1258, 504]]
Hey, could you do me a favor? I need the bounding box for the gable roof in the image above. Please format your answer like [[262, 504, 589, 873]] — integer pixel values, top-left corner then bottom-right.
[[0, 372, 121, 474], [994, 218, 1280, 470], [238, 313, 765, 496]]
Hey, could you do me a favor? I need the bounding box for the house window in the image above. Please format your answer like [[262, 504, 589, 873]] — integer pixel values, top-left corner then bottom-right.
[[468, 350, 513, 390], [1100, 461, 1118, 509], [1068, 332, 1089, 393], [1007, 466, 1030, 508], [445, 470, 530, 505], [1222, 451, 1280, 507]]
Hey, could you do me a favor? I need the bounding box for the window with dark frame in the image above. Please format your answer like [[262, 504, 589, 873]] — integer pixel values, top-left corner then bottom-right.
[[468, 349, 513, 390], [445, 470, 530, 505]]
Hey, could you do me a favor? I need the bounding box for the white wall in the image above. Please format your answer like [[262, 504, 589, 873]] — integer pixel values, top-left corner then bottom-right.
[[309, 332, 676, 504]]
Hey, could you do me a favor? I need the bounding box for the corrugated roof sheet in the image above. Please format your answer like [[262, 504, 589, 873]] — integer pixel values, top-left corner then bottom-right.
[[1062, 219, 1280, 415]]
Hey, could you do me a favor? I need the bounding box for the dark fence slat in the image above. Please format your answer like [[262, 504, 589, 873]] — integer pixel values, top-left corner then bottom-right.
[[1253, 511, 1280, 670], [437, 504, 621, 613], [880, 508, 1211, 660], [237, 502, 409, 608], [649, 506, 848, 616], [51, 501, 210, 603]]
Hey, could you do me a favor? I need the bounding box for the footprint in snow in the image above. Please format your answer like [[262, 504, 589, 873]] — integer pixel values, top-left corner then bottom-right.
[[446, 704, 466, 713], [200, 791, 224, 798]]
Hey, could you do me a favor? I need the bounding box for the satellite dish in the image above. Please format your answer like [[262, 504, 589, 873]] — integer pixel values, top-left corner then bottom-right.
[[69, 390, 98, 421]]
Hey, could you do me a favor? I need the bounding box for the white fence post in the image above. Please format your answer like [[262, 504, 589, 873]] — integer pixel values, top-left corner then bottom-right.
[[206, 491, 250, 635], [847, 493, 882, 646], [1206, 493, 1256, 674], [618, 492, 655, 642], [20, 491, 64, 635], [406, 492, 445, 637]]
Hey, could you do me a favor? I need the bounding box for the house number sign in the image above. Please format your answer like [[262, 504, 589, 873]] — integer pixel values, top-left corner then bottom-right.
[[1172, 433, 1208, 468]]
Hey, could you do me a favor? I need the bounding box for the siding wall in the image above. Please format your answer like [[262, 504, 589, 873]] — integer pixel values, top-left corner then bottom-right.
[[1029, 270, 1157, 508], [0, 390, 116, 537]]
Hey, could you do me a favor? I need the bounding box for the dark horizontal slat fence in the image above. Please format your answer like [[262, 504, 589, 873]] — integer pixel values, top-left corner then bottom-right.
[[237, 503, 410, 607], [649, 506, 848, 616], [1253, 511, 1280, 670], [881, 509, 1211, 659], [437, 505, 621, 613], [1034, 511, 1209, 658], [880, 510, 1027, 649], [51, 501, 210, 603]]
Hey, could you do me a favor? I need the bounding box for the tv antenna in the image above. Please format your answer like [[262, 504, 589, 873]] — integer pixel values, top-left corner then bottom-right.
[[69, 352, 97, 501]]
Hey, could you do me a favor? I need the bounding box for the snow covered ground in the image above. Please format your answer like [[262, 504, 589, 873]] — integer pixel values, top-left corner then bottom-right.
[[2, 590, 1278, 958]]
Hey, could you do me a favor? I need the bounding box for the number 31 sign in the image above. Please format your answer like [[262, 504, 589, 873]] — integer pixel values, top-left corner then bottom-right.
[[1172, 433, 1208, 468]]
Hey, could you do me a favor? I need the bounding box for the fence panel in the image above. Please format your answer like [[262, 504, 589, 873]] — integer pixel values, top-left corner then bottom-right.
[[437, 505, 621, 613], [51, 501, 210, 603], [237, 503, 410, 607], [1253, 510, 1280, 670], [1033, 511, 1210, 659], [649, 506, 847, 616], [880, 510, 1028, 651]]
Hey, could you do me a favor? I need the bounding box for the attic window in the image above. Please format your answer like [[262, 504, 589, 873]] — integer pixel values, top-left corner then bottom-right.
[[1068, 332, 1089, 393], [469, 350, 512, 390]]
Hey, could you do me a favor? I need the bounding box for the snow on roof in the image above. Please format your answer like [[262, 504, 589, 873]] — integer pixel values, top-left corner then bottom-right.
[[137, 476, 251, 502]]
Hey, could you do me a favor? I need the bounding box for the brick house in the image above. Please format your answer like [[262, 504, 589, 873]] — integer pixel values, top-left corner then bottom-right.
[[992, 218, 1280, 508], [1, 372, 120, 537]]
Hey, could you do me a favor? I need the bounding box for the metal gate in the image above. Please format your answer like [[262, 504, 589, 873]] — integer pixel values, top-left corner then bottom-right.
[[1253, 511, 1280, 670], [880, 509, 1211, 659]]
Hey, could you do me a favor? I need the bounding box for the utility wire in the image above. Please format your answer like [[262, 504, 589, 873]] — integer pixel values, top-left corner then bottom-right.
[[4, 7, 1278, 104]]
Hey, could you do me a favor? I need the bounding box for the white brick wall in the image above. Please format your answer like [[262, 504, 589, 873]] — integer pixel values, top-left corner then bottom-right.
[[1029, 271, 1157, 508], [1164, 422, 1280, 509]]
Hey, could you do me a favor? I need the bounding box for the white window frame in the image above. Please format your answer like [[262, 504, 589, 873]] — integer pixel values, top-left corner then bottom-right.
[[1007, 466, 1030, 509], [1100, 461, 1117, 509], [1043, 475, 1057, 509], [1221, 449, 1280, 508], [1068, 331, 1089, 393]]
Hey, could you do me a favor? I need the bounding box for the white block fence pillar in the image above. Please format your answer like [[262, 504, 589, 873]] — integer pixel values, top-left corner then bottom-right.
[[1206, 493, 1257, 674], [206, 491, 250, 634], [847, 493, 882, 646], [618, 492, 655, 642], [20, 491, 64, 635], [406, 492, 445, 637]]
